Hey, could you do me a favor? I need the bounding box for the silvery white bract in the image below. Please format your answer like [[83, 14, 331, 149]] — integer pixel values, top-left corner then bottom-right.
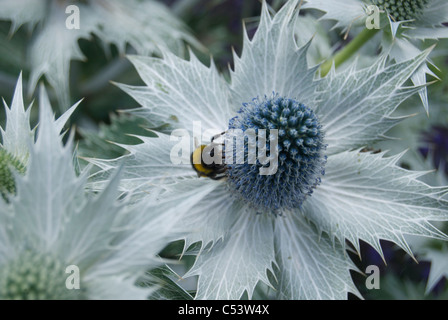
[[0, 76, 184, 299], [88, 1, 448, 299], [0, 74, 79, 165], [0, 0, 198, 110], [302, 0, 448, 113]]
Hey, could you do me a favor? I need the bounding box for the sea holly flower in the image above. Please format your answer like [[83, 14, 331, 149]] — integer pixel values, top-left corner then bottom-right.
[[88, 0, 448, 299], [0, 0, 199, 110], [0, 73, 79, 201], [0, 76, 186, 299], [302, 0, 448, 113]]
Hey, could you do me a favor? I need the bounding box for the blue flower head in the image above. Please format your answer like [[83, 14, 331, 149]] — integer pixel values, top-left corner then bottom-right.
[[226, 95, 326, 212], [372, 0, 429, 21]]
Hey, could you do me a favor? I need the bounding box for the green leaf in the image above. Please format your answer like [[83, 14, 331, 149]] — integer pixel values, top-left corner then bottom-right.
[[78, 113, 159, 161], [146, 265, 194, 300]]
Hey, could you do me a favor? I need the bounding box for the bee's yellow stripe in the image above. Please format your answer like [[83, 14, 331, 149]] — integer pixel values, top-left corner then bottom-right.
[[192, 145, 213, 175]]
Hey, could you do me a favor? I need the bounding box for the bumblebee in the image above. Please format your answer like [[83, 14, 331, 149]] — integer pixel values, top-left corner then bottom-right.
[[191, 132, 227, 180]]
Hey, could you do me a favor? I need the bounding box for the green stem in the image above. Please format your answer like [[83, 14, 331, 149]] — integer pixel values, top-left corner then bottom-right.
[[320, 28, 380, 77]]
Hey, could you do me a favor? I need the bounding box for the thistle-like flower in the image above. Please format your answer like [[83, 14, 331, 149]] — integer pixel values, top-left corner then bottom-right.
[[89, 1, 448, 299], [0, 76, 184, 299], [302, 0, 448, 113], [0, 0, 199, 110]]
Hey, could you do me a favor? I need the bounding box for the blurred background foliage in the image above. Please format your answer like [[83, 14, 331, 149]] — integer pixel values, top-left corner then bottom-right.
[[0, 0, 447, 299]]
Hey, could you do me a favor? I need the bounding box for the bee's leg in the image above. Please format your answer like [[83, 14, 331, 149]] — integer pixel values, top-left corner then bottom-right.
[[211, 131, 226, 143], [209, 173, 227, 180], [214, 167, 227, 173]]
